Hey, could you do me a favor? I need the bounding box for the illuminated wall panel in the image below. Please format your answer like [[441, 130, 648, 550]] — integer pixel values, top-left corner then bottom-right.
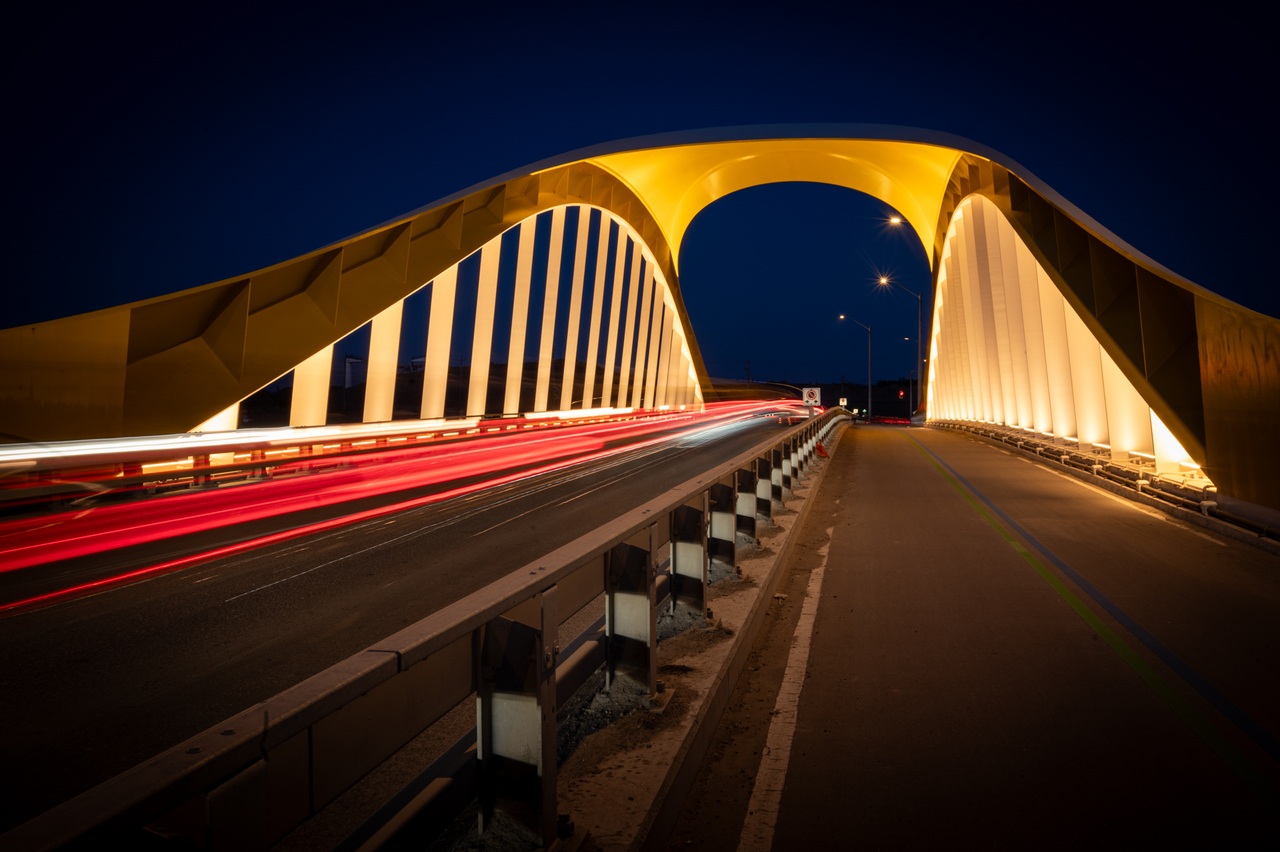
[[928, 195, 1206, 481]]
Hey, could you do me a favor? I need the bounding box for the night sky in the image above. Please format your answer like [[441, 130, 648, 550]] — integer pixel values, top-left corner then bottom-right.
[[6, 3, 1273, 386]]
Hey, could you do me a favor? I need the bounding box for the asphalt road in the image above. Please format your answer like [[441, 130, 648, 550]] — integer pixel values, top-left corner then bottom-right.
[[670, 424, 1280, 849], [0, 412, 791, 833]]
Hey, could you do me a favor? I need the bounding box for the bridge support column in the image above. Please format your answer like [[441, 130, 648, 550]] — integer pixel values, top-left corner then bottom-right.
[[533, 207, 565, 413], [477, 587, 559, 848], [708, 476, 737, 580], [735, 466, 758, 545], [291, 344, 333, 427], [363, 300, 403, 423], [756, 456, 773, 525], [605, 529, 657, 695], [670, 492, 708, 618]]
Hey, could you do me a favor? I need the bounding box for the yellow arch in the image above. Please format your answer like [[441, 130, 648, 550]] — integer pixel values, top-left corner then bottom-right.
[[586, 139, 960, 270], [2, 125, 1276, 513]]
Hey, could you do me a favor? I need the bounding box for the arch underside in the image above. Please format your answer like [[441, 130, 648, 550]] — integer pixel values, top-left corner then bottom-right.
[[1, 125, 1275, 511]]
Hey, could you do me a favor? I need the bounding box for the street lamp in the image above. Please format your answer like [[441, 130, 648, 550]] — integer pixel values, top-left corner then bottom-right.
[[877, 277, 922, 416], [838, 315, 871, 421]]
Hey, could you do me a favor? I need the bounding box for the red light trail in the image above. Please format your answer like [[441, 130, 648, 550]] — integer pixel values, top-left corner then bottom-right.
[[0, 401, 805, 613]]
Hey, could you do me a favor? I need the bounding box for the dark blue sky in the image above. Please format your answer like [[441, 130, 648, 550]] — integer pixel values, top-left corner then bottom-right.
[[5, 3, 1272, 385]]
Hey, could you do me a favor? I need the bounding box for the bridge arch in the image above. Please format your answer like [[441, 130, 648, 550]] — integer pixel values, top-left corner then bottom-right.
[[2, 125, 1276, 512]]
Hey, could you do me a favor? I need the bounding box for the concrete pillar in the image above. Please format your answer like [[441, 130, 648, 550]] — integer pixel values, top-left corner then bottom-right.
[[421, 266, 458, 419], [533, 207, 566, 413], [600, 229, 628, 408], [363, 300, 403, 423], [582, 214, 612, 409], [503, 219, 537, 415], [560, 208, 592, 411], [630, 263, 655, 409], [291, 345, 333, 427], [467, 240, 502, 417], [616, 250, 643, 407]]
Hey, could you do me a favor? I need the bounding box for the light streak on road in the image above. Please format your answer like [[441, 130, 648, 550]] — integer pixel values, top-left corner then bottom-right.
[[0, 401, 806, 613]]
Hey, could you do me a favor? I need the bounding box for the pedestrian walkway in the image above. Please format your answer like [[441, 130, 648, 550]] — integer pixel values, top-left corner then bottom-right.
[[670, 424, 1279, 849]]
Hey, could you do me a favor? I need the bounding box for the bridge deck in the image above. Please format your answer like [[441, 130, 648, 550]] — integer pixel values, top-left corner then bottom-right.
[[671, 425, 1279, 848]]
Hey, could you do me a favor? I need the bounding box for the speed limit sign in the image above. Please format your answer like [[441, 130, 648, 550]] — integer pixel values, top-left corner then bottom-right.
[[802, 387, 821, 405]]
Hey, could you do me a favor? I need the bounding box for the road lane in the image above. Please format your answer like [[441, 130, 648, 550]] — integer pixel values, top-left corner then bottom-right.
[[670, 424, 1279, 849], [0, 413, 790, 833]]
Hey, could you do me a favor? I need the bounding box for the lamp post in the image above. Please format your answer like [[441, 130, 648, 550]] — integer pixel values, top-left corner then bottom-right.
[[838, 314, 871, 421], [877, 277, 922, 415]]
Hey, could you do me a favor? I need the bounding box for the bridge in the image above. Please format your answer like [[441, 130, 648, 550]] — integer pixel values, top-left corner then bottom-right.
[[1, 126, 1277, 849]]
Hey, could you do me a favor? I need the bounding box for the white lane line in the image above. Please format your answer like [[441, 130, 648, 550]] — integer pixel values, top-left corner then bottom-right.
[[737, 528, 833, 852]]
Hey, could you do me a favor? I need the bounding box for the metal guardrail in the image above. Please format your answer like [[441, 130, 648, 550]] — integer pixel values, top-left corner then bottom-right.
[[932, 420, 1280, 541], [0, 407, 696, 517], [4, 410, 845, 851]]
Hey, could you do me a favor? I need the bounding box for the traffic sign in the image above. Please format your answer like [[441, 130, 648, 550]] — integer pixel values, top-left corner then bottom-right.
[[802, 387, 821, 405]]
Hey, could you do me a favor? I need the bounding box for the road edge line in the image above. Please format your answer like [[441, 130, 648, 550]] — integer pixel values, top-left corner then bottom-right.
[[634, 422, 849, 852]]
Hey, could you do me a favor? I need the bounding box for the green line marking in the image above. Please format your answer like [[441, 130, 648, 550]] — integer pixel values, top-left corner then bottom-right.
[[903, 432, 1280, 814]]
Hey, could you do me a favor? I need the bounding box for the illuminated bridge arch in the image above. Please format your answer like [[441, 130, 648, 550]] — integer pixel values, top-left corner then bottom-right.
[[2, 125, 1276, 512], [193, 202, 703, 433]]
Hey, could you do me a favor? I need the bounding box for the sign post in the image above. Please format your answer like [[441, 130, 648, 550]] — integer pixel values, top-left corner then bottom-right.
[[802, 387, 821, 416]]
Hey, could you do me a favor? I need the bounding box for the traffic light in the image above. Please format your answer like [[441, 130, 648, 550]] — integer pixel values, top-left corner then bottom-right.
[[898, 390, 905, 399]]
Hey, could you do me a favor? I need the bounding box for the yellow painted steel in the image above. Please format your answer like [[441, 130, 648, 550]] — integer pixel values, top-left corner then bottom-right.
[[1, 126, 1276, 511], [587, 139, 960, 273]]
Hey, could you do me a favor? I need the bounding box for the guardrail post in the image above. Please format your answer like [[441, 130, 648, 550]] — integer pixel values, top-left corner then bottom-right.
[[250, 448, 267, 480], [605, 530, 656, 695], [708, 476, 736, 580], [193, 454, 211, 486], [476, 587, 559, 847], [781, 438, 793, 492], [670, 492, 709, 617], [790, 435, 802, 483], [755, 456, 773, 525], [770, 448, 784, 506], [736, 466, 758, 543]]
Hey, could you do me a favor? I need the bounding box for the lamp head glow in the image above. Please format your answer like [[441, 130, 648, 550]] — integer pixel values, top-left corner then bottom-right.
[[889, 217, 901, 224], [880, 277, 888, 284], [839, 314, 845, 319]]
